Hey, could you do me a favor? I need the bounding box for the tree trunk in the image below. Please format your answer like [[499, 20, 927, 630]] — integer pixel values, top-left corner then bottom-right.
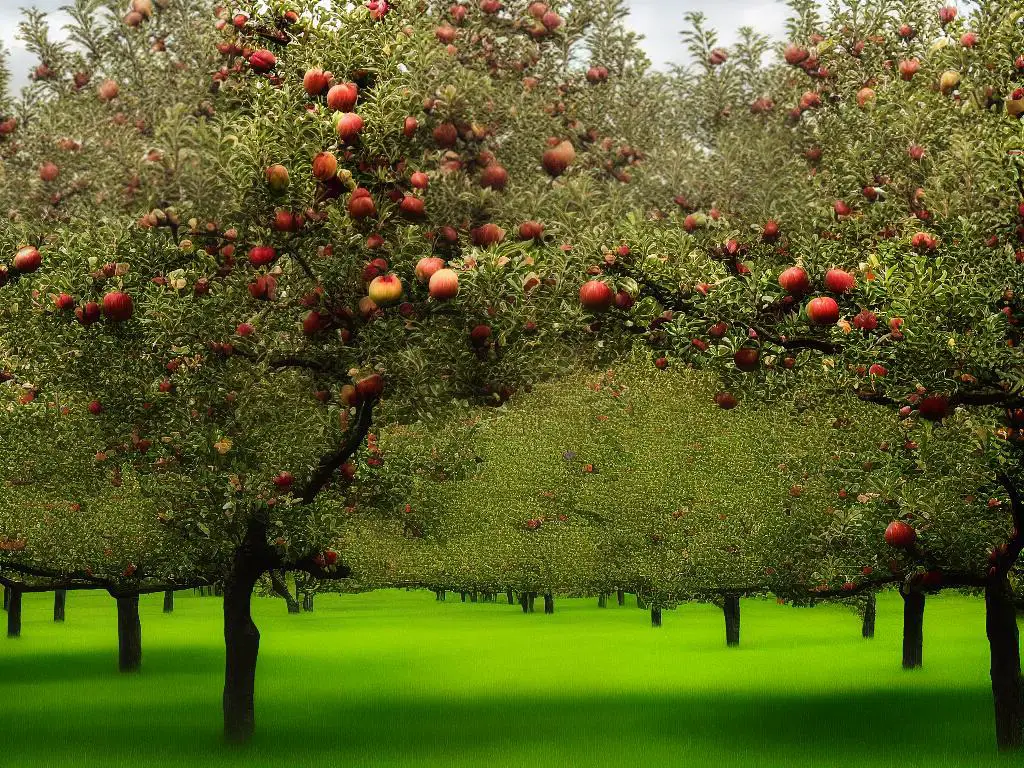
[[470, 591, 478, 603], [3, 585, 9, 610], [440, 589, 446, 601], [7, 588, 21, 638], [651, 606, 662, 627], [519, 593, 528, 613], [902, 590, 925, 669], [460, 592, 467, 602], [163, 590, 174, 613], [116, 595, 142, 673], [54, 589, 66, 622], [544, 592, 554, 614], [636, 594, 646, 609], [302, 592, 314, 612], [598, 593, 607, 608], [506, 588, 513, 604], [987, 576, 1024, 751], [862, 593, 876, 639], [617, 589, 624, 606], [528, 592, 536, 613], [724, 594, 740, 647], [223, 568, 261, 743], [269, 571, 300, 614]]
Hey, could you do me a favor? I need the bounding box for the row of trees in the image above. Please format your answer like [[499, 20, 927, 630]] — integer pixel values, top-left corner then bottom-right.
[[0, 0, 1022, 755]]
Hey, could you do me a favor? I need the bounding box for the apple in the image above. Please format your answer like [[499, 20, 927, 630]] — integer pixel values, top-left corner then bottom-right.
[[348, 190, 376, 219], [714, 391, 738, 409], [939, 5, 956, 24], [77, 301, 101, 325], [428, 269, 459, 300], [102, 291, 134, 322], [733, 347, 759, 372], [908, 144, 925, 161], [806, 296, 839, 325], [518, 220, 544, 240], [410, 171, 429, 189], [312, 152, 338, 181], [97, 79, 120, 101], [435, 24, 457, 43], [272, 210, 303, 232], [833, 200, 851, 217], [884, 520, 916, 548], [335, 112, 363, 143], [248, 246, 276, 267], [960, 32, 977, 48], [403, 116, 418, 137], [236, 322, 254, 336], [778, 266, 809, 295], [542, 140, 576, 176], [13, 246, 41, 273], [326, 82, 358, 111], [579, 280, 613, 312], [272, 471, 293, 489], [355, 372, 384, 400], [265, 164, 289, 192], [303, 311, 328, 336], [399, 195, 425, 219], [586, 66, 609, 84], [248, 275, 277, 301], [469, 324, 492, 347], [824, 268, 855, 294], [54, 293, 75, 311], [415, 257, 445, 282], [303, 68, 331, 95], [471, 223, 505, 246], [324, 550, 338, 566], [762, 220, 780, 242], [433, 123, 458, 148], [898, 58, 919, 80], [368, 274, 403, 305], [918, 394, 949, 421], [868, 363, 888, 377], [939, 70, 960, 94], [480, 164, 508, 191], [248, 49, 277, 73]]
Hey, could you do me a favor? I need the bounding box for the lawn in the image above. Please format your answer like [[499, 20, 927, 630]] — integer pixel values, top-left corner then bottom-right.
[[0, 589, 1007, 767]]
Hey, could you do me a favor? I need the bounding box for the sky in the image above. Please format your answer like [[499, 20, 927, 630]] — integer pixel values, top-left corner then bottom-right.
[[1, 0, 791, 94]]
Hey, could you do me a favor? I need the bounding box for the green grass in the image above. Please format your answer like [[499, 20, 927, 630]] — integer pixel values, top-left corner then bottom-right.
[[0, 589, 1010, 767]]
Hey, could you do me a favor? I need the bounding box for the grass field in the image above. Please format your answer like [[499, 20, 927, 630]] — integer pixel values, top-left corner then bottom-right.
[[0, 589, 1009, 767]]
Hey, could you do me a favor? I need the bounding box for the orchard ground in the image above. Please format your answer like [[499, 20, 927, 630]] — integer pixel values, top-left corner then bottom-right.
[[0, 590, 1002, 768]]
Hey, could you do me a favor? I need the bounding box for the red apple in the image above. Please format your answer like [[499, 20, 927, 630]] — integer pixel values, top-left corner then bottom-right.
[[824, 268, 855, 294], [778, 266, 809, 295], [428, 269, 459, 300], [579, 280, 613, 312], [884, 520, 916, 548], [335, 112, 363, 143], [918, 394, 949, 421], [303, 68, 331, 95], [248, 246, 276, 267], [480, 164, 508, 191], [542, 140, 576, 177], [355, 372, 384, 399], [312, 152, 338, 181], [13, 246, 41, 273], [102, 291, 134, 322], [806, 296, 840, 326], [415, 257, 445, 282], [733, 347, 760, 372]]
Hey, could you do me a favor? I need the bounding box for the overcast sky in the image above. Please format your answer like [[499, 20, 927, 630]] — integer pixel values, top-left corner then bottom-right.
[[2, 0, 791, 94]]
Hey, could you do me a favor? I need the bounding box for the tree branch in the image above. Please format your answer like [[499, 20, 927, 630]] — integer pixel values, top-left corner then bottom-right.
[[298, 400, 375, 504]]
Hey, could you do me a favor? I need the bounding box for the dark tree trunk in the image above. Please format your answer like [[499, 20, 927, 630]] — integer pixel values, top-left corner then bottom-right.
[[598, 593, 607, 608], [116, 595, 142, 673], [617, 589, 625, 606], [54, 589, 66, 622], [223, 567, 261, 743], [3, 585, 10, 611], [724, 594, 740, 647], [902, 590, 925, 670], [862, 593, 876, 639], [528, 592, 536, 613], [163, 590, 174, 613], [651, 607, 662, 627], [269, 571, 300, 614], [506, 588, 513, 604], [519, 593, 528, 613], [460, 592, 467, 602], [439, 589, 446, 601], [636, 594, 646, 609], [987, 576, 1024, 751], [302, 593, 314, 612], [7, 588, 21, 638], [544, 592, 554, 614], [470, 591, 478, 603]]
